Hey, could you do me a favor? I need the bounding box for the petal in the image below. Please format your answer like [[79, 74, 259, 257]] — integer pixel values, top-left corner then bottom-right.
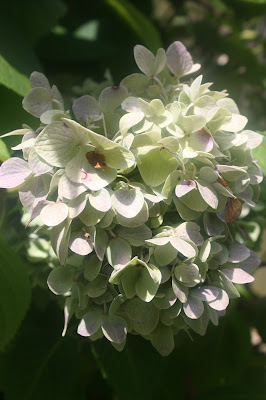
[[69, 230, 94, 256], [136, 146, 179, 187], [0, 158, 31, 188], [58, 173, 87, 200], [22, 87, 52, 117], [174, 221, 204, 245], [192, 285, 229, 311], [77, 311, 102, 337], [115, 201, 149, 227], [188, 129, 213, 152], [228, 242, 250, 263], [135, 263, 161, 302], [106, 238, 132, 269], [40, 202, 69, 226], [175, 180, 196, 198], [174, 263, 199, 283], [196, 179, 218, 209], [72, 95, 100, 120], [82, 162, 117, 190], [101, 315, 127, 344], [169, 236, 197, 258], [134, 45, 156, 77], [47, 266, 73, 295], [221, 268, 254, 284], [68, 193, 87, 218], [35, 121, 81, 167], [166, 41, 193, 77], [88, 188, 111, 212], [183, 295, 204, 319], [112, 187, 144, 218], [99, 85, 128, 113], [28, 148, 53, 175]]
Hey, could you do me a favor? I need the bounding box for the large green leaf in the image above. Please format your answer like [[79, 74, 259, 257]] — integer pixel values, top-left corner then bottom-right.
[[92, 334, 186, 400], [0, 10, 41, 96], [0, 294, 107, 400], [105, 0, 162, 51], [0, 139, 10, 162], [0, 56, 31, 97], [192, 384, 266, 400], [0, 237, 31, 351]]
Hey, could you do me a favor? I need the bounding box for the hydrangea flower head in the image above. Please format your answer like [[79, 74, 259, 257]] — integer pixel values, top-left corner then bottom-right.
[[0, 41, 263, 356]]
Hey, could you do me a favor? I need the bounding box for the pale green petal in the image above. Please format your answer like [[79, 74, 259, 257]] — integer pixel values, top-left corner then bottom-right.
[[136, 146, 179, 187], [106, 238, 132, 269], [196, 179, 218, 209], [174, 222, 204, 246], [115, 201, 149, 227], [79, 202, 105, 226], [135, 264, 161, 302], [112, 187, 144, 218], [35, 121, 81, 167], [170, 236, 197, 258]]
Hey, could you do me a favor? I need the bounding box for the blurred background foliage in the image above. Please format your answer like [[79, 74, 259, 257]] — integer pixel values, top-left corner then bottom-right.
[[0, 0, 266, 399]]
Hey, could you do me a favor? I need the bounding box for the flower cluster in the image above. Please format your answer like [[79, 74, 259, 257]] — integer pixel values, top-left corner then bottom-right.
[[0, 42, 262, 356]]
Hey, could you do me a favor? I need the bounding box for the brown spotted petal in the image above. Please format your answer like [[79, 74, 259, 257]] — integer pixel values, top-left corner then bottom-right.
[[86, 151, 107, 171], [224, 198, 242, 223]]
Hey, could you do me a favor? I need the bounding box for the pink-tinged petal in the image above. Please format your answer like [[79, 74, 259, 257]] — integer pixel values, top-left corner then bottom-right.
[[189, 129, 213, 152], [81, 161, 117, 191], [0, 158, 31, 188], [175, 180, 196, 198], [221, 268, 254, 284]]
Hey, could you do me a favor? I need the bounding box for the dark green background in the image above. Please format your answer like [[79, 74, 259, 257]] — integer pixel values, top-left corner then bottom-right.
[[0, 1, 266, 399]]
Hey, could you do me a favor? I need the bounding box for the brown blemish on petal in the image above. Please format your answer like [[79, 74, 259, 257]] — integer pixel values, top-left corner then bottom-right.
[[217, 176, 228, 187], [86, 151, 107, 170], [84, 232, 90, 241], [63, 123, 69, 128], [224, 198, 242, 223]]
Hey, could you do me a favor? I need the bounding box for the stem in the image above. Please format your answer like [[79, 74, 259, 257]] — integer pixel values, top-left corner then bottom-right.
[[153, 76, 169, 103], [101, 113, 108, 138], [116, 174, 130, 183]]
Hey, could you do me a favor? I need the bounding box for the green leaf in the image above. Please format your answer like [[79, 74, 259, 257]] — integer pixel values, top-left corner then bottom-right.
[[0, 298, 92, 400], [0, 55, 31, 97], [92, 334, 185, 400], [105, 0, 162, 51], [0, 237, 31, 351]]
